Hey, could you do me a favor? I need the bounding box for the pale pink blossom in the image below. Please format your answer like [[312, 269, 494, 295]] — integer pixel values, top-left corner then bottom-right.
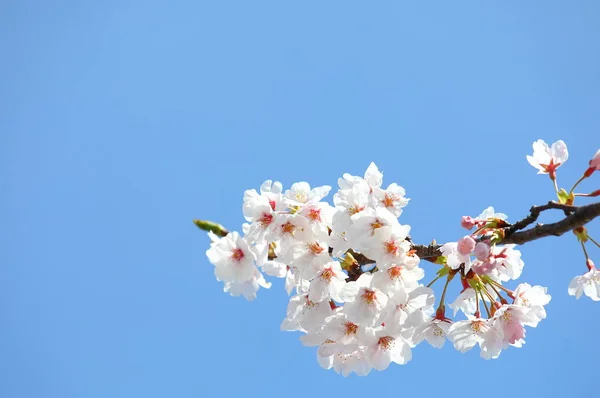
[[284, 182, 331, 207], [461, 216, 476, 230], [382, 285, 435, 328], [526, 139, 568, 177], [308, 261, 348, 303], [281, 293, 334, 332], [206, 231, 257, 283], [361, 225, 412, 269], [365, 326, 413, 370], [457, 236, 476, 256], [448, 316, 500, 356], [513, 283, 551, 325], [373, 183, 409, 217], [441, 241, 473, 273], [413, 318, 451, 348], [340, 274, 388, 326], [371, 264, 424, 293], [568, 269, 600, 301], [474, 242, 490, 261]]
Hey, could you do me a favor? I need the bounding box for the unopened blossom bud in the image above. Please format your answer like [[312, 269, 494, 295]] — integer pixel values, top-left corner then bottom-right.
[[457, 236, 476, 256], [588, 189, 600, 197], [474, 242, 490, 261], [587, 258, 595, 271], [584, 149, 600, 177], [194, 219, 229, 237], [472, 259, 496, 275], [461, 216, 476, 230]]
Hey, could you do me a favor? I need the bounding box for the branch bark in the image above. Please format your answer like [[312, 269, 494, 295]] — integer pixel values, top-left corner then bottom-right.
[[357, 201, 600, 264], [500, 201, 600, 245]]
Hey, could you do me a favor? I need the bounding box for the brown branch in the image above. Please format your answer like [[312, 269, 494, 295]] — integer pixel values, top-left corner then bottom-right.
[[500, 201, 600, 245], [503, 201, 577, 236], [356, 201, 600, 263]]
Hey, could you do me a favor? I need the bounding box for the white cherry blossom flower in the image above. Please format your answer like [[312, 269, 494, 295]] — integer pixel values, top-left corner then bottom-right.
[[476, 206, 508, 222], [365, 326, 413, 371], [373, 183, 409, 217], [281, 293, 334, 333], [362, 225, 412, 269], [449, 288, 477, 317], [259, 180, 286, 211], [321, 312, 364, 346], [382, 285, 435, 328], [526, 139, 568, 176], [331, 345, 372, 377], [492, 304, 534, 347], [340, 274, 388, 326], [206, 231, 257, 283], [513, 283, 551, 325], [492, 245, 524, 282], [284, 182, 331, 207], [270, 213, 310, 247], [448, 316, 500, 357], [223, 269, 271, 301], [347, 207, 400, 251], [568, 269, 600, 301], [308, 261, 348, 303], [413, 318, 451, 348], [278, 240, 330, 279], [371, 264, 425, 293]]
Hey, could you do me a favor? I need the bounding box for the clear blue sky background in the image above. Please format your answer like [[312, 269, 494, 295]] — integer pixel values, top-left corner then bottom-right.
[[2, 1, 599, 397]]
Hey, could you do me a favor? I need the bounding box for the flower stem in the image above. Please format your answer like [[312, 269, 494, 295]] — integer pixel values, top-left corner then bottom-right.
[[426, 274, 442, 288], [588, 235, 600, 249], [553, 176, 560, 196], [486, 281, 506, 303], [481, 293, 491, 318], [437, 274, 453, 310], [570, 175, 587, 195], [487, 278, 514, 296], [481, 285, 497, 303], [581, 240, 590, 261]]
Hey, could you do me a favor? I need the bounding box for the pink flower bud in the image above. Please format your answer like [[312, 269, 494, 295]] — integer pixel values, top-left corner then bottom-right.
[[457, 236, 476, 255], [585, 149, 600, 177], [587, 258, 595, 271], [461, 216, 476, 230], [474, 242, 490, 261], [590, 149, 600, 170], [472, 259, 496, 275]]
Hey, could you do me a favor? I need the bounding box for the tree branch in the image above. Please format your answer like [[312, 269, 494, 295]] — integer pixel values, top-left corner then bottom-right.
[[503, 201, 577, 236], [398, 201, 600, 263], [500, 201, 600, 245]]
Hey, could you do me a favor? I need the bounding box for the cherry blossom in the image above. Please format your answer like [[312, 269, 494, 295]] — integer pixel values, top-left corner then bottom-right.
[[568, 269, 600, 301], [206, 231, 257, 283], [448, 316, 500, 356], [526, 139, 568, 177], [340, 274, 389, 327]]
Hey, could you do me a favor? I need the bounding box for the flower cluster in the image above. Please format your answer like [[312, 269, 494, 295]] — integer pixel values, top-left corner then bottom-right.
[[200, 139, 600, 375], [204, 160, 559, 376]]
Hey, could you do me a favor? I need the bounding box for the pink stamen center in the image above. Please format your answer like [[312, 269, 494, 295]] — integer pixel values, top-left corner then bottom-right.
[[231, 248, 245, 262]]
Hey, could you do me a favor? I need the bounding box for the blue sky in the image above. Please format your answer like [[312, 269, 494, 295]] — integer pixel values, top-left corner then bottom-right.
[[2, 1, 600, 397]]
